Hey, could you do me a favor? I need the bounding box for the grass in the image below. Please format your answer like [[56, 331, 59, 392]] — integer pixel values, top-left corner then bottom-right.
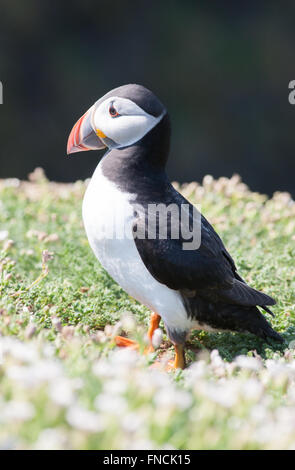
[[0, 168, 295, 449]]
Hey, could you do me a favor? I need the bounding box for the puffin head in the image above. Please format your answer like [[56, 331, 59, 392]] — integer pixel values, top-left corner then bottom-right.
[[67, 84, 167, 155]]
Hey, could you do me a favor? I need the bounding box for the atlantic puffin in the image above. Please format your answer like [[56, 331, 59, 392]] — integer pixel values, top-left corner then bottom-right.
[[67, 84, 283, 369]]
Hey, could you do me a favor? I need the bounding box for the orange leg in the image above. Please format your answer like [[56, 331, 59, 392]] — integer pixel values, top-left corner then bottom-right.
[[151, 343, 186, 371], [114, 312, 161, 352], [168, 344, 186, 370], [115, 314, 186, 371]]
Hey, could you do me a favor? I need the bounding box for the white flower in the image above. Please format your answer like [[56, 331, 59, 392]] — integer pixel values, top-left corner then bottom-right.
[[210, 349, 224, 369], [0, 337, 37, 363], [66, 406, 103, 433], [122, 413, 143, 433], [227, 416, 242, 430], [110, 348, 139, 368], [103, 379, 127, 396], [154, 388, 192, 411], [265, 360, 292, 381], [235, 355, 262, 371], [204, 382, 238, 408], [22, 306, 30, 314], [4, 178, 20, 188], [7, 360, 62, 387], [148, 369, 171, 388], [151, 328, 163, 349], [240, 379, 264, 401], [250, 405, 269, 424], [92, 359, 113, 378], [121, 312, 136, 332], [34, 428, 67, 450], [210, 349, 221, 361], [49, 378, 76, 407], [95, 393, 127, 414], [184, 360, 207, 385], [254, 422, 277, 444], [0, 401, 35, 423], [0, 230, 8, 241]]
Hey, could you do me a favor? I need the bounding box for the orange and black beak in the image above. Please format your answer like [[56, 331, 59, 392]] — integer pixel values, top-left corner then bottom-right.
[[67, 105, 106, 155]]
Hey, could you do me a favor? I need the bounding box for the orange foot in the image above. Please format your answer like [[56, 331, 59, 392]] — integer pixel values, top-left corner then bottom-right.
[[114, 336, 139, 350], [114, 312, 161, 354], [114, 314, 186, 371]]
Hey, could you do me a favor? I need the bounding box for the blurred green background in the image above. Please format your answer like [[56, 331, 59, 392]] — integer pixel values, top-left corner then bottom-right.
[[0, 0, 294, 196]]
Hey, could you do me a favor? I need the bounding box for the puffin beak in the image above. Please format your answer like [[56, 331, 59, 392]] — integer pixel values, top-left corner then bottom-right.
[[67, 105, 107, 155]]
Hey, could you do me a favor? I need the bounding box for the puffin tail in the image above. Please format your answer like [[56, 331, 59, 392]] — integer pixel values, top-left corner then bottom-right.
[[246, 308, 284, 344]]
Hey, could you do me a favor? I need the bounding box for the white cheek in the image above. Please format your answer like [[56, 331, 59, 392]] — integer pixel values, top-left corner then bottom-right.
[[93, 97, 164, 147], [102, 115, 155, 146]]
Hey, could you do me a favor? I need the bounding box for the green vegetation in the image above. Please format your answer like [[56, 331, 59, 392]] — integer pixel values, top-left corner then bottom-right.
[[0, 169, 295, 449]]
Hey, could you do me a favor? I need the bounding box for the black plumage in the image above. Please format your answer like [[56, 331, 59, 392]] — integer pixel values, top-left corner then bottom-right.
[[132, 184, 283, 343], [100, 86, 283, 344]]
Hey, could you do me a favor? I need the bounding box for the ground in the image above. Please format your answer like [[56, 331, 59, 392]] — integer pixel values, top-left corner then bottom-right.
[[0, 168, 295, 449]]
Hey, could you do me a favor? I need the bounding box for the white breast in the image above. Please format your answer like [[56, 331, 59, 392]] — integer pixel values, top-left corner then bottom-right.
[[82, 161, 193, 332]]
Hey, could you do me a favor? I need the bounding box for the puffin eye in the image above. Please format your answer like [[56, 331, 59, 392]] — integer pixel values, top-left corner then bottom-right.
[[109, 105, 119, 117]]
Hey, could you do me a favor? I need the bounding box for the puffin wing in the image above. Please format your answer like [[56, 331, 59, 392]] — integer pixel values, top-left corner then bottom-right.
[[132, 185, 275, 308]]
